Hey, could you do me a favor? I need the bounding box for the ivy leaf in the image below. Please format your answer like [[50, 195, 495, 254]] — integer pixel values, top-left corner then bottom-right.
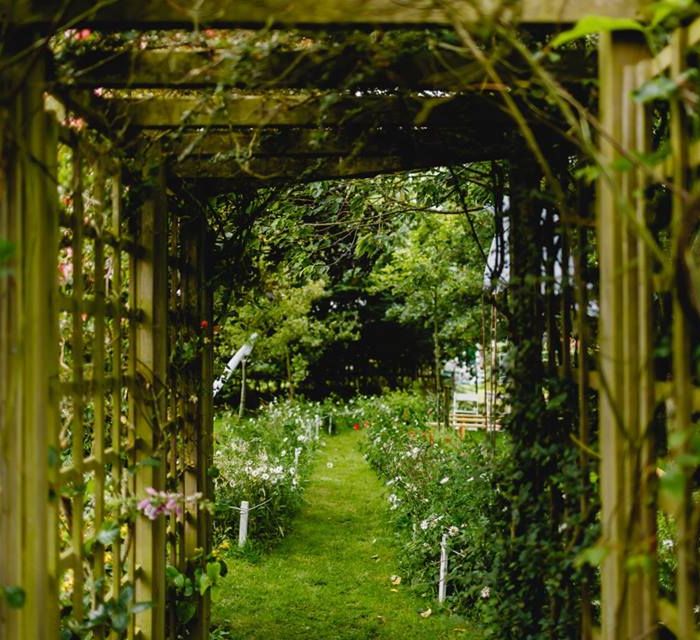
[[110, 610, 129, 632], [3, 586, 26, 609], [198, 574, 212, 596], [96, 522, 120, 546], [206, 561, 221, 583], [552, 15, 645, 48], [0, 239, 14, 277], [176, 601, 196, 624], [131, 601, 152, 614], [633, 75, 678, 103], [575, 544, 608, 568], [649, 0, 696, 27]]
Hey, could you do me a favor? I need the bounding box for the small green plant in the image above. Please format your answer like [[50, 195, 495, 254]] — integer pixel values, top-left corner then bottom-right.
[[59, 584, 150, 639], [166, 555, 227, 629]]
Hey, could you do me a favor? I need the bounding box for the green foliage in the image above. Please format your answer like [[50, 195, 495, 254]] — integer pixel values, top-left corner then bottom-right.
[[551, 15, 644, 48], [357, 393, 501, 615], [2, 585, 25, 609], [59, 584, 150, 639], [213, 400, 323, 545], [0, 238, 14, 277], [166, 558, 227, 631], [211, 427, 479, 639]]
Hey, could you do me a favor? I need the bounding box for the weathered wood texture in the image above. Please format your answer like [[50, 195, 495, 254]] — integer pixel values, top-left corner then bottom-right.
[[168, 127, 511, 158], [596, 31, 654, 640], [131, 144, 168, 640], [595, 14, 700, 635], [88, 92, 509, 130], [0, 52, 60, 640], [57, 48, 595, 91], [174, 151, 505, 182], [165, 199, 214, 640], [3, 0, 645, 28]]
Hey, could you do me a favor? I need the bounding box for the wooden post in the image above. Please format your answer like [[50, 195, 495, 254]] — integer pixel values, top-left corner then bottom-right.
[[198, 222, 214, 638], [0, 50, 59, 640], [131, 144, 168, 640], [669, 27, 695, 640], [596, 31, 653, 640]]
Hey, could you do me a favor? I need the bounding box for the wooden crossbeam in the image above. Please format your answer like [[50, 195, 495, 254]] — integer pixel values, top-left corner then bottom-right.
[[3, 0, 645, 28], [166, 126, 510, 158], [57, 47, 595, 91], [87, 92, 508, 130], [173, 152, 493, 184]]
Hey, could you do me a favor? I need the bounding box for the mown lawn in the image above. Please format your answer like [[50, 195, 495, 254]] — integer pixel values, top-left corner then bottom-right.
[[211, 429, 483, 639]]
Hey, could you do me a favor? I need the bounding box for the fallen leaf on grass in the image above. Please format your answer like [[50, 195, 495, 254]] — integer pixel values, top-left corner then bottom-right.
[[420, 608, 432, 618], [390, 588, 398, 593], [390, 575, 401, 585]]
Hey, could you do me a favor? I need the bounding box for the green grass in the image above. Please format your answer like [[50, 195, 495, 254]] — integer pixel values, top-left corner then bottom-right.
[[211, 429, 483, 639]]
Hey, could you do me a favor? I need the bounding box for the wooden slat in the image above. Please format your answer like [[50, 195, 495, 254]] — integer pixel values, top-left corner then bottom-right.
[[110, 167, 124, 602], [4, 0, 646, 28], [59, 210, 144, 256], [669, 28, 697, 639], [646, 14, 700, 76], [58, 292, 143, 322], [91, 162, 107, 626], [69, 141, 86, 624]]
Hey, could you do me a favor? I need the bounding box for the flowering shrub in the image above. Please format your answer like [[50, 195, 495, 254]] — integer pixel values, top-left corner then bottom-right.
[[213, 399, 323, 545], [356, 392, 502, 617]]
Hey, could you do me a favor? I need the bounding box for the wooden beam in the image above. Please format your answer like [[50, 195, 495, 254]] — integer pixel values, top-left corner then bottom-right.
[[166, 126, 511, 159], [4, 0, 646, 28], [57, 47, 596, 91], [173, 153, 494, 183], [86, 92, 509, 130]]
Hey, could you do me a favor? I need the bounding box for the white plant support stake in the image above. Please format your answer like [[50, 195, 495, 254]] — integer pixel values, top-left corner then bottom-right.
[[328, 416, 332, 435], [238, 500, 249, 548], [438, 533, 448, 603], [315, 417, 320, 440], [294, 447, 301, 468]]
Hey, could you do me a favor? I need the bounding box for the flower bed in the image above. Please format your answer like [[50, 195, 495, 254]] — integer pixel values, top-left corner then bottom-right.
[[213, 399, 324, 546], [357, 392, 502, 616]]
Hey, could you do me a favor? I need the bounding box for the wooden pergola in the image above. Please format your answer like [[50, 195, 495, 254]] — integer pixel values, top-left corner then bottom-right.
[[1, 1, 699, 639]]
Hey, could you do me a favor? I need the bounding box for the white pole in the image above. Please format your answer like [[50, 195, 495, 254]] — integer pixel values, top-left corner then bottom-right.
[[238, 500, 249, 547], [315, 417, 320, 440], [328, 416, 332, 435], [294, 447, 301, 467], [438, 534, 448, 603]]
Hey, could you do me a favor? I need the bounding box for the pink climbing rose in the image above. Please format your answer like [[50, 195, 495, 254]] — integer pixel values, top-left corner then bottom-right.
[[137, 487, 203, 520]]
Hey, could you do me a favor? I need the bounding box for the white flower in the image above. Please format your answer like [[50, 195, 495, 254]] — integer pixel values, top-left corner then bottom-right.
[[480, 586, 491, 599], [420, 519, 430, 531], [448, 526, 460, 537], [440, 477, 450, 485], [327, 462, 334, 469]]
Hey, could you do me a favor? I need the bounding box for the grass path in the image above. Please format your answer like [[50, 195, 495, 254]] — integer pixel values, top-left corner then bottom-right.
[[211, 430, 482, 639]]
